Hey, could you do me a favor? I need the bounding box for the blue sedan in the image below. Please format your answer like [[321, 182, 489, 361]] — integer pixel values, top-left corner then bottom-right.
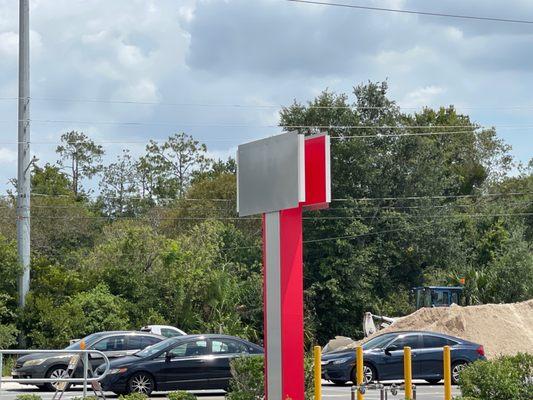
[[96, 334, 263, 395], [321, 331, 485, 385]]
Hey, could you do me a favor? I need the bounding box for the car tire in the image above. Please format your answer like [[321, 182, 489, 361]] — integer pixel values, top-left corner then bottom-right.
[[128, 372, 155, 396], [44, 365, 70, 392], [331, 380, 347, 386], [425, 379, 441, 384], [451, 361, 468, 385], [351, 363, 376, 384]]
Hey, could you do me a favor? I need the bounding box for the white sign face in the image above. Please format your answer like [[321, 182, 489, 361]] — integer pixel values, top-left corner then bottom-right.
[[237, 133, 305, 217]]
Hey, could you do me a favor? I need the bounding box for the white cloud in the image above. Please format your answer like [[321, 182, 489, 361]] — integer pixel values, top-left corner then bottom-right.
[[0, 31, 18, 58], [0, 147, 17, 164], [403, 86, 446, 107]]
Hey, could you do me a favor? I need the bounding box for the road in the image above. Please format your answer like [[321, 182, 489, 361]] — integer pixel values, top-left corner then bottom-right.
[[0, 380, 461, 400]]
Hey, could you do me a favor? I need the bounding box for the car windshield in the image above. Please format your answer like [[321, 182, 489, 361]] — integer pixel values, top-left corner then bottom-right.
[[135, 338, 177, 358], [362, 333, 397, 350], [65, 332, 107, 350]]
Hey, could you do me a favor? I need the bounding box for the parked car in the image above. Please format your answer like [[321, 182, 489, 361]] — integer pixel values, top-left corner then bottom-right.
[[96, 334, 264, 395], [321, 331, 485, 385], [140, 325, 186, 338], [12, 331, 164, 391]]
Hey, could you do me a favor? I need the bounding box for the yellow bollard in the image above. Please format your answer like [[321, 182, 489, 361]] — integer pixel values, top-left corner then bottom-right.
[[314, 346, 322, 400], [356, 346, 364, 400], [443, 345, 452, 400], [79, 340, 86, 350], [404, 347, 412, 400]]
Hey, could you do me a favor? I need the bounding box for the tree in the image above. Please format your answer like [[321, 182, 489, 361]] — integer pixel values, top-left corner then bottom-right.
[[56, 131, 104, 196], [99, 150, 140, 217], [279, 81, 526, 342], [143, 133, 212, 199]]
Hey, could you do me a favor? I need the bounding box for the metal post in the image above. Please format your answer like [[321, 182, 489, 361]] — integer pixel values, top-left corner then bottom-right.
[[356, 346, 364, 400], [380, 385, 385, 400], [17, 0, 31, 311], [82, 352, 88, 398], [351, 385, 356, 400], [314, 346, 322, 400], [0, 353, 3, 391], [403, 347, 412, 400], [412, 385, 416, 400], [443, 346, 452, 400]]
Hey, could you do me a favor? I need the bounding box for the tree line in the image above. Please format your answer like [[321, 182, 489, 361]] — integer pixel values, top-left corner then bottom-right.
[[0, 81, 531, 349]]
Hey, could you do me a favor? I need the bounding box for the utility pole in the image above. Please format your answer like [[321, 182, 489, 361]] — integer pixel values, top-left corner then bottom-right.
[[17, 0, 31, 310]]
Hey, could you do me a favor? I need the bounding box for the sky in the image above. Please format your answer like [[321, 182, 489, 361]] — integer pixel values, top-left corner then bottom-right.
[[0, 0, 532, 192]]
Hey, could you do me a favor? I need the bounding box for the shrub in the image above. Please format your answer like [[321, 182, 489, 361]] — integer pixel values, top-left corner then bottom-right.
[[227, 354, 316, 400], [15, 395, 42, 400], [167, 391, 197, 400], [118, 393, 148, 400], [458, 353, 533, 400]]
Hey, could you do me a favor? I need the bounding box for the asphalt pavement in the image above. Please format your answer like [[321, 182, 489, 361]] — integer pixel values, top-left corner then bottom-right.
[[0, 379, 460, 400]]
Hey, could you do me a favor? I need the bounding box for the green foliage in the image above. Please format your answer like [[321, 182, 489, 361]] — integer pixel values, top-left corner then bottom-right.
[[15, 395, 42, 400], [458, 353, 533, 400], [227, 354, 316, 400], [227, 356, 265, 400], [21, 284, 129, 348], [167, 391, 197, 400], [118, 393, 148, 400]]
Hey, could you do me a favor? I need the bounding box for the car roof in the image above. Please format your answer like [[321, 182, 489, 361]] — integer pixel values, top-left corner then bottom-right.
[[371, 330, 475, 343], [412, 286, 464, 290], [91, 330, 164, 338]]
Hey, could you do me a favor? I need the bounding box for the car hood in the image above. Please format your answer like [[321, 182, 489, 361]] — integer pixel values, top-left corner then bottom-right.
[[16, 352, 71, 364], [108, 355, 142, 369], [322, 348, 383, 362]]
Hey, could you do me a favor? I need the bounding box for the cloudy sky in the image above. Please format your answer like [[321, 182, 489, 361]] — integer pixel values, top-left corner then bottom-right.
[[0, 0, 532, 192]]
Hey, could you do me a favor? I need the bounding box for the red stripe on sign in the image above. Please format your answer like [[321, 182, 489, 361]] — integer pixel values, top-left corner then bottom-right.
[[280, 206, 304, 400], [303, 135, 329, 208], [261, 213, 268, 400]]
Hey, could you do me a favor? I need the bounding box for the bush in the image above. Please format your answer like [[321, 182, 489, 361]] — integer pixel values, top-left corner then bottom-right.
[[168, 391, 197, 400], [118, 394, 148, 400], [15, 395, 42, 400], [458, 353, 533, 400], [227, 356, 264, 400], [227, 354, 316, 400]]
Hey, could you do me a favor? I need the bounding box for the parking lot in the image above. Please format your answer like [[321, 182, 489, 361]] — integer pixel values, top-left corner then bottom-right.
[[0, 380, 460, 400]]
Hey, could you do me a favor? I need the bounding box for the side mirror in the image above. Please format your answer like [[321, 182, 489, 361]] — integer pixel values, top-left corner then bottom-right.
[[165, 353, 172, 362], [384, 345, 399, 355]]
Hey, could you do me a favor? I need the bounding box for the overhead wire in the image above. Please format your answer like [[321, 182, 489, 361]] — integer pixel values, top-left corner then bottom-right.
[[286, 0, 533, 25]]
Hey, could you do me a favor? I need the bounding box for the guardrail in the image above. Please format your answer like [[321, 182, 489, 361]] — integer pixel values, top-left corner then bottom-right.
[[0, 349, 111, 399]]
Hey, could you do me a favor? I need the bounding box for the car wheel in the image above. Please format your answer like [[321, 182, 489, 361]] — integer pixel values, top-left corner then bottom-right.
[[331, 380, 347, 386], [44, 365, 70, 392], [425, 379, 441, 384], [451, 361, 468, 385], [128, 372, 155, 395], [351, 363, 376, 384]]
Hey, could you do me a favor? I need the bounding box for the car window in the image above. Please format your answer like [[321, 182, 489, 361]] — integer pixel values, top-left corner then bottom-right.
[[161, 328, 183, 338], [211, 339, 249, 355], [362, 333, 396, 350], [390, 334, 421, 350], [423, 335, 455, 348], [127, 336, 143, 350], [141, 336, 161, 348], [169, 340, 208, 358], [93, 336, 126, 351]]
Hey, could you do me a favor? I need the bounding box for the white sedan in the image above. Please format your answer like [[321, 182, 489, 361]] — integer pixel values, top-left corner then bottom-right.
[[139, 325, 187, 338]]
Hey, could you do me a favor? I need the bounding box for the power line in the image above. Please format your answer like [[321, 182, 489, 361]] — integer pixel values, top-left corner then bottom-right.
[[0, 191, 529, 202], [4, 96, 533, 111], [286, 0, 533, 25], [0, 129, 486, 146]]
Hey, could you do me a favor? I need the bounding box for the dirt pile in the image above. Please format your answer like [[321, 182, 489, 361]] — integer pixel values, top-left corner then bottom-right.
[[328, 300, 533, 358]]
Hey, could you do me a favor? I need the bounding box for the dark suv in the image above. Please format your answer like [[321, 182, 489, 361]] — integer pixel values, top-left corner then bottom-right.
[[322, 331, 486, 385], [12, 331, 164, 391]]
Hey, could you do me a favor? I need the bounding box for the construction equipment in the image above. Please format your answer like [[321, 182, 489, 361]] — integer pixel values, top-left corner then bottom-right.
[[363, 286, 464, 337]]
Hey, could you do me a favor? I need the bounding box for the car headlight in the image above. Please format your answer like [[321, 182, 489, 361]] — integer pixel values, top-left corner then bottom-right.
[[332, 357, 351, 365], [23, 359, 46, 367], [108, 368, 128, 375]]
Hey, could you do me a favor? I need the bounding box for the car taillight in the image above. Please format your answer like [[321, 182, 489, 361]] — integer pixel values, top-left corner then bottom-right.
[[476, 345, 485, 357]]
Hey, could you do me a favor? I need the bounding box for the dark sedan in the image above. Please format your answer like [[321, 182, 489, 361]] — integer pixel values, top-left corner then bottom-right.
[[97, 334, 264, 395], [12, 331, 164, 391], [322, 331, 485, 385]]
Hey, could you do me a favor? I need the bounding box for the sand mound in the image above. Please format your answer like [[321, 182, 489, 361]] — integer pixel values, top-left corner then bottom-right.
[[328, 300, 533, 359]]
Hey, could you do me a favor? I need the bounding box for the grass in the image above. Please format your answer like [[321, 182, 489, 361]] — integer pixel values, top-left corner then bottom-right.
[[1, 356, 15, 377]]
